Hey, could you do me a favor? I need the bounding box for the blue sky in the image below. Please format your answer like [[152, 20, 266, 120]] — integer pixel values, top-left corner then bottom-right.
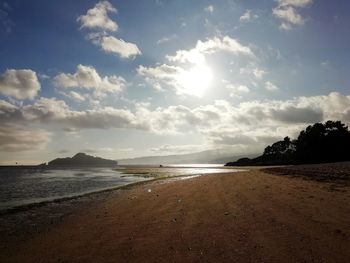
[[0, 0, 350, 164]]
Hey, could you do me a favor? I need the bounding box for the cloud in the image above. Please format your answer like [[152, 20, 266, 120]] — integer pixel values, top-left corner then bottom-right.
[[204, 5, 214, 13], [0, 69, 41, 100], [225, 83, 250, 98], [137, 64, 185, 94], [278, 0, 313, 8], [54, 64, 126, 99], [23, 97, 71, 121], [20, 97, 144, 130], [77, 1, 118, 32], [92, 35, 141, 59], [273, 0, 313, 30], [209, 133, 256, 145], [38, 73, 50, 80], [139, 36, 256, 96], [150, 144, 208, 154], [138, 63, 214, 97], [156, 34, 177, 45], [273, 6, 304, 27], [1, 92, 350, 151], [166, 36, 254, 64], [270, 106, 323, 123], [0, 124, 50, 152], [0, 3, 15, 33], [62, 91, 86, 102], [265, 81, 279, 91], [239, 10, 258, 23], [239, 64, 266, 79], [78, 1, 141, 59]]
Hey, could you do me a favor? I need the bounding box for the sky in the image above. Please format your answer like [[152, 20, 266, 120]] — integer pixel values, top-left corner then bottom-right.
[[0, 0, 350, 164]]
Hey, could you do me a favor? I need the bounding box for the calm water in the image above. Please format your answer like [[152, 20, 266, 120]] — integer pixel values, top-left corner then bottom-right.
[[0, 165, 241, 211], [0, 167, 150, 211]]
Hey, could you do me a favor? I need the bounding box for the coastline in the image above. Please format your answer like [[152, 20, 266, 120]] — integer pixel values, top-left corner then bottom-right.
[[0, 166, 243, 215], [1, 166, 349, 262], [0, 177, 154, 216], [0, 169, 242, 245]]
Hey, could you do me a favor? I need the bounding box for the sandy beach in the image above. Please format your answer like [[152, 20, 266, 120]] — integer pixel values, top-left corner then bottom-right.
[[0, 166, 349, 263]]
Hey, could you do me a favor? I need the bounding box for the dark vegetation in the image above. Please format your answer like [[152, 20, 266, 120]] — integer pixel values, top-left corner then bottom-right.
[[225, 120, 350, 166], [48, 153, 118, 167]]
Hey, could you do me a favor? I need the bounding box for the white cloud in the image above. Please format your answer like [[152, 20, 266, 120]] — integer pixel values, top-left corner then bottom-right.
[[78, 2, 141, 59], [137, 64, 182, 81], [0, 69, 40, 100], [55, 65, 101, 89], [38, 73, 50, 80], [239, 64, 266, 79], [17, 97, 142, 130], [273, 0, 313, 30], [273, 6, 304, 26], [166, 36, 254, 64], [77, 1, 118, 32], [253, 68, 266, 79], [156, 34, 177, 45], [278, 0, 313, 8], [95, 35, 141, 59], [63, 91, 86, 102], [239, 10, 258, 23], [137, 64, 184, 93], [138, 63, 214, 97], [54, 64, 126, 99], [1, 92, 350, 152], [204, 5, 214, 13], [141, 36, 255, 96], [226, 83, 250, 98], [265, 81, 279, 91]]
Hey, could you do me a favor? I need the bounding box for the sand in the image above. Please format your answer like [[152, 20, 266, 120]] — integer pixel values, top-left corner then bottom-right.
[[0, 168, 349, 263]]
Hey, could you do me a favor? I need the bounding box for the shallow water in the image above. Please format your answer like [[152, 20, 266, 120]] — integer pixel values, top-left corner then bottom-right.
[[0, 165, 242, 211], [0, 167, 149, 211]]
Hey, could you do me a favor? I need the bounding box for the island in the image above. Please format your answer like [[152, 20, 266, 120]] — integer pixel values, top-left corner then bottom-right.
[[48, 153, 118, 167]]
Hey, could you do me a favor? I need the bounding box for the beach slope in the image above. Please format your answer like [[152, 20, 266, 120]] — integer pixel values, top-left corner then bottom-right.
[[1, 168, 349, 262]]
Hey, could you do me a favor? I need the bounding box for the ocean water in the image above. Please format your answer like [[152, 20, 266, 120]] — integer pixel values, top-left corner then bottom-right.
[[0, 165, 242, 211], [0, 167, 149, 211]]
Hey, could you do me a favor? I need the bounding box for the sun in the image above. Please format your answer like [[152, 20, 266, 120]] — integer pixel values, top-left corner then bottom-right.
[[177, 63, 213, 97]]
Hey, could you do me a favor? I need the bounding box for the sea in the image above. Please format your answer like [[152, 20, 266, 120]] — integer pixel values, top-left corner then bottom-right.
[[0, 164, 241, 211]]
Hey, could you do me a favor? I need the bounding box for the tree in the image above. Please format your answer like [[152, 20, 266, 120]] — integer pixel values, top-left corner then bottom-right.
[[225, 120, 350, 166], [296, 120, 350, 163], [263, 136, 294, 156], [261, 136, 296, 164]]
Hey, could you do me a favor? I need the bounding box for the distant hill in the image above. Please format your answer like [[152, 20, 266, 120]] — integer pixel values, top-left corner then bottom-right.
[[48, 153, 118, 167], [118, 149, 257, 165]]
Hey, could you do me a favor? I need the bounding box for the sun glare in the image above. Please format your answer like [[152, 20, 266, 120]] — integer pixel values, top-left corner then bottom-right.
[[177, 64, 213, 97]]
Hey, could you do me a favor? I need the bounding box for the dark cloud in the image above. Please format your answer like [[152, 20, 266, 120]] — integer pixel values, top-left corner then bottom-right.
[[270, 106, 323, 123], [0, 124, 50, 152]]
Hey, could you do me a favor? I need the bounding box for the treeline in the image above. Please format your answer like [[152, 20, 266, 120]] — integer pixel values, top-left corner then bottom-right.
[[225, 120, 350, 166]]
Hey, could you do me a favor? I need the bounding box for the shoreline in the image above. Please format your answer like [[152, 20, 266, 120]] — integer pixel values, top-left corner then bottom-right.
[[0, 178, 154, 216], [0, 166, 244, 216], [1, 166, 349, 262], [0, 170, 244, 244]]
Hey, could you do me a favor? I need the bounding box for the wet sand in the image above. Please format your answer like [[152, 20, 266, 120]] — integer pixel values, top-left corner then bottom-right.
[[0, 168, 349, 262]]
